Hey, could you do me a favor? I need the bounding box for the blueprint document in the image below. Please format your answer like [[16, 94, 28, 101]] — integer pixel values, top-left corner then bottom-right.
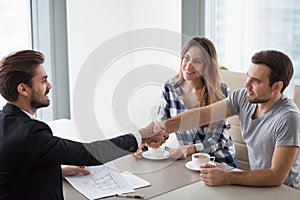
[[65, 165, 150, 200]]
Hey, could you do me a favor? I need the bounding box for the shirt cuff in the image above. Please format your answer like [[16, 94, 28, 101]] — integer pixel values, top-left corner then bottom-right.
[[194, 143, 204, 152], [132, 131, 142, 146]]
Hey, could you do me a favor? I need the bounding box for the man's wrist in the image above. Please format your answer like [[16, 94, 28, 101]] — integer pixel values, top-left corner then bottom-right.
[[188, 145, 197, 155], [225, 171, 235, 185], [194, 143, 204, 152]]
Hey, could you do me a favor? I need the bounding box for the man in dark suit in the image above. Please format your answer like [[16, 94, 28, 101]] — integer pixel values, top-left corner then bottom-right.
[[0, 50, 166, 200]]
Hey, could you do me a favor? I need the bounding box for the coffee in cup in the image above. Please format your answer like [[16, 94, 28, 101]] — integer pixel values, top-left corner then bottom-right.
[[192, 152, 215, 168]]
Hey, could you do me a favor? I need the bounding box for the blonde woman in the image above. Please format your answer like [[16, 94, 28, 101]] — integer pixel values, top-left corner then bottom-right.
[[158, 37, 236, 167]]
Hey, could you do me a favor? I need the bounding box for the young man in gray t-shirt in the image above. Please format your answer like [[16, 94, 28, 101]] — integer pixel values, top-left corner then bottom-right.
[[162, 50, 300, 190], [225, 88, 300, 189]]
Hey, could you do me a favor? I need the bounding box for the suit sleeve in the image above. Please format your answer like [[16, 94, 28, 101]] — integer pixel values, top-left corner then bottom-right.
[[25, 120, 138, 166]]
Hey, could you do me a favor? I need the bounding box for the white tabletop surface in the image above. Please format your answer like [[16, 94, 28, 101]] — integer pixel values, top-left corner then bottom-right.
[[47, 119, 300, 200], [150, 179, 300, 200], [63, 154, 300, 200]]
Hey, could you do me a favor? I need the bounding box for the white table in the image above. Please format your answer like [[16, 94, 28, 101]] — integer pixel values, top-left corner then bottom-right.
[[47, 119, 300, 200], [63, 155, 201, 200], [150, 179, 300, 200], [63, 154, 300, 200]]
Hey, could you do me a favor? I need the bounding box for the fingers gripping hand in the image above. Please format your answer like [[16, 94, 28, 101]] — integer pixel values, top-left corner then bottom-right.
[[154, 121, 166, 132], [147, 141, 163, 148], [155, 121, 168, 141], [140, 121, 168, 146]]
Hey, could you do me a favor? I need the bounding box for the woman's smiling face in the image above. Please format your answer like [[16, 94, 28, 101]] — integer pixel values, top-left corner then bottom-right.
[[181, 46, 205, 81]]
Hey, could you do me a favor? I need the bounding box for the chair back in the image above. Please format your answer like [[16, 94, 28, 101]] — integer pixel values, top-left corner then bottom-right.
[[293, 85, 300, 110], [220, 70, 250, 170]]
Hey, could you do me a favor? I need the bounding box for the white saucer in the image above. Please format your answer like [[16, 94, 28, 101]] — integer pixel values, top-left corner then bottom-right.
[[185, 161, 216, 171], [142, 150, 170, 160], [185, 161, 201, 171]]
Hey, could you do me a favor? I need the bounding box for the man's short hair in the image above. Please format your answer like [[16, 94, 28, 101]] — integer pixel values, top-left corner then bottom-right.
[[0, 50, 44, 101], [252, 50, 293, 93]]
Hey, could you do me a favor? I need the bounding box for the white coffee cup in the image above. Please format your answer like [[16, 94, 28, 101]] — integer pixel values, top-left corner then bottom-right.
[[192, 153, 215, 168], [148, 146, 165, 157]]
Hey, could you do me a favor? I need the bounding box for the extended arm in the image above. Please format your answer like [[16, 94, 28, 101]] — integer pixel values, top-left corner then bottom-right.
[[164, 100, 232, 134]]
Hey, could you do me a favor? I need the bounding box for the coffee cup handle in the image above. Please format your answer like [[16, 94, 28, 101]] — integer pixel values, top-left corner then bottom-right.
[[209, 156, 215, 162]]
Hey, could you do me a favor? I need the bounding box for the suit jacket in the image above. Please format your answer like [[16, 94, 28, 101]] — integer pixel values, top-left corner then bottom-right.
[[0, 103, 138, 200]]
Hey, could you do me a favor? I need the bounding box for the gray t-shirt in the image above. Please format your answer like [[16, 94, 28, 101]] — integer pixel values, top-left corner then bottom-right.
[[225, 88, 300, 189]]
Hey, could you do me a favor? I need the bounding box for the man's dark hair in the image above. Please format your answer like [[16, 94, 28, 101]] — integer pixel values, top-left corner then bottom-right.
[[0, 50, 45, 101], [252, 50, 293, 93]]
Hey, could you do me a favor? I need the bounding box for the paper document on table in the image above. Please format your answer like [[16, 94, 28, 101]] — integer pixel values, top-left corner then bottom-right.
[[121, 171, 151, 189], [65, 165, 150, 200]]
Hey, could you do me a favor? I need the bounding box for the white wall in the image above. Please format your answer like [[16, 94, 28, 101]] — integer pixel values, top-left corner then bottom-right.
[[66, 0, 181, 141]]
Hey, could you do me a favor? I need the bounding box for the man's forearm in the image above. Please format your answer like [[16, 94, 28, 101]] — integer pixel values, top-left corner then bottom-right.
[[164, 108, 202, 133], [225, 169, 284, 187], [164, 101, 228, 134]]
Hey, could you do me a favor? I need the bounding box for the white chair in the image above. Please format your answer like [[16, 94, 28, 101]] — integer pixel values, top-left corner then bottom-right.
[[293, 85, 300, 109], [220, 70, 250, 170]]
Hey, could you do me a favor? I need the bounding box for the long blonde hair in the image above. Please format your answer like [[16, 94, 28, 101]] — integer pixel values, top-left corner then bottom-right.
[[172, 37, 225, 106]]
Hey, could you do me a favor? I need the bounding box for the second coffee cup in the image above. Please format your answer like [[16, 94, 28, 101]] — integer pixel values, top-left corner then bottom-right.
[[148, 146, 165, 157], [192, 152, 215, 168]]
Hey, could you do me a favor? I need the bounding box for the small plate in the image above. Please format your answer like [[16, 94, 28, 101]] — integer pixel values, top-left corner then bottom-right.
[[185, 161, 200, 171], [142, 150, 170, 160], [185, 161, 216, 171]]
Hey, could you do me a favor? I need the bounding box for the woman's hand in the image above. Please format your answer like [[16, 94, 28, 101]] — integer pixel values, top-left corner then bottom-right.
[[168, 145, 196, 159]]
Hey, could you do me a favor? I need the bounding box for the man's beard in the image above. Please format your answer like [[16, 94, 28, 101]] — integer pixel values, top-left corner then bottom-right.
[[30, 90, 50, 110], [247, 96, 270, 104]]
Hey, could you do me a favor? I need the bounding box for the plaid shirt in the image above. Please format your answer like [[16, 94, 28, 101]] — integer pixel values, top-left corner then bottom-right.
[[157, 80, 237, 167]]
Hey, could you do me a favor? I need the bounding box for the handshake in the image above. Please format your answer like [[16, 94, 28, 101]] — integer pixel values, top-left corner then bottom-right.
[[138, 121, 168, 148]]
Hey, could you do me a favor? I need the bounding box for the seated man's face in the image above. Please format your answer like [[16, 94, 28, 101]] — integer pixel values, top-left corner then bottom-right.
[[244, 63, 273, 104]]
